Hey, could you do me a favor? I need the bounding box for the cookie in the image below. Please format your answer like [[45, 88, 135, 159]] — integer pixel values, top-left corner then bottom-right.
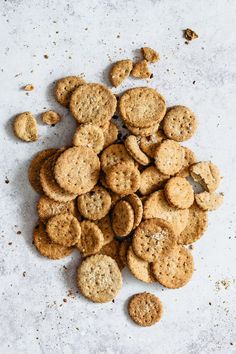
[[97, 239, 124, 270], [176, 147, 196, 178], [125, 121, 160, 137], [28, 149, 57, 193], [125, 135, 150, 165], [77, 254, 122, 303], [100, 143, 134, 173], [106, 162, 141, 195], [37, 195, 75, 223], [13, 112, 38, 142], [111, 200, 134, 237], [152, 245, 194, 288], [103, 122, 119, 148], [42, 110, 61, 125], [33, 222, 72, 259], [128, 292, 163, 327], [54, 146, 100, 195], [54, 76, 85, 107], [163, 106, 197, 142], [77, 221, 104, 256], [132, 218, 176, 262], [143, 190, 189, 235], [119, 87, 166, 128], [127, 246, 155, 283], [190, 161, 221, 193], [72, 123, 104, 154], [46, 212, 81, 247], [131, 60, 152, 79], [178, 203, 208, 245], [195, 191, 224, 211], [140, 130, 166, 158], [155, 139, 185, 175], [164, 177, 194, 209], [77, 186, 111, 220], [119, 239, 131, 266], [139, 166, 169, 196], [141, 47, 160, 63], [125, 194, 143, 229], [40, 152, 77, 202], [109, 59, 133, 87], [95, 215, 115, 245], [70, 83, 117, 125]]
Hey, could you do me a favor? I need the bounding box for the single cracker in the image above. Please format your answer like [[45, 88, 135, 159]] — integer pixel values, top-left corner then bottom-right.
[[131, 60, 152, 79], [95, 215, 115, 245], [163, 106, 197, 142], [77, 220, 104, 256], [176, 147, 196, 178], [127, 246, 155, 283], [152, 245, 194, 288], [42, 110, 61, 125], [139, 166, 169, 196], [33, 222, 72, 259], [140, 130, 166, 158], [37, 195, 75, 223], [164, 177, 194, 209], [97, 239, 124, 270], [40, 152, 77, 202], [119, 239, 131, 267], [132, 218, 176, 262], [109, 59, 133, 87], [106, 162, 141, 195], [178, 202, 208, 245], [54, 76, 85, 107], [54, 146, 100, 195], [143, 190, 189, 235], [125, 194, 143, 229], [195, 191, 224, 211], [13, 112, 38, 142], [103, 122, 119, 148], [28, 148, 57, 193], [73, 124, 104, 154], [100, 143, 134, 173], [128, 292, 163, 327], [119, 87, 166, 128], [125, 135, 150, 166], [46, 212, 81, 247], [190, 161, 221, 193], [141, 47, 160, 63], [70, 83, 117, 125], [77, 254, 122, 303], [126, 121, 160, 137], [77, 186, 111, 220], [155, 139, 185, 175], [111, 200, 134, 237]]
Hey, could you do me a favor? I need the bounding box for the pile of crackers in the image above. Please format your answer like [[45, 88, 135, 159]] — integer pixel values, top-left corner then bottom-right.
[[16, 47, 223, 327]]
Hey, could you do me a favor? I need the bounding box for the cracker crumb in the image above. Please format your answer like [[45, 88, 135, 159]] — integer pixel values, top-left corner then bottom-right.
[[44, 54, 49, 59], [215, 279, 231, 291], [23, 84, 34, 91], [23, 271, 26, 277]]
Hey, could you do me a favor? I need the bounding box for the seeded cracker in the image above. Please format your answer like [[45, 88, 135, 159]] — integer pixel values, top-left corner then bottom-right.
[[141, 47, 160, 63], [176, 147, 196, 178], [54, 76, 85, 107], [77, 221, 104, 256], [127, 246, 155, 283], [109, 59, 133, 87], [119, 239, 131, 266], [155, 139, 185, 175], [195, 191, 224, 211], [95, 215, 115, 245], [139, 166, 169, 196], [126, 121, 160, 137], [111, 200, 134, 237], [125, 135, 150, 165], [73, 123, 104, 154], [125, 194, 143, 229], [100, 143, 135, 173], [37, 195, 75, 223], [190, 161, 221, 193], [103, 122, 119, 148], [97, 240, 124, 270], [164, 177, 194, 209], [131, 60, 152, 79], [13, 112, 38, 142], [140, 130, 166, 158]]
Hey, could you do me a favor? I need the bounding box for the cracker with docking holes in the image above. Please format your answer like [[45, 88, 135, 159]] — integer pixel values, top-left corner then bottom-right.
[[97, 239, 124, 270], [139, 166, 169, 196], [155, 139, 185, 175], [164, 176, 194, 209], [103, 122, 119, 148], [190, 161, 221, 193], [141, 47, 160, 63], [13, 112, 38, 142], [73, 123, 104, 154], [140, 129, 166, 158], [95, 215, 115, 245], [125, 135, 150, 166], [42, 111, 61, 125], [100, 143, 135, 173], [125, 194, 143, 229], [111, 200, 134, 237], [109, 59, 133, 87], [37, 195, 75, 223], [131, 60, 152, 79], [127, 246, 155, 283], [176, 147, 196, 178], [125, 121, 160, 137], [76, 220, 104, 256], [54, 76, 85, 107]]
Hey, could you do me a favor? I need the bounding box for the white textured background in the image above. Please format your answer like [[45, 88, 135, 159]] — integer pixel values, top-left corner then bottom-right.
[[0, 1, 236, 353]]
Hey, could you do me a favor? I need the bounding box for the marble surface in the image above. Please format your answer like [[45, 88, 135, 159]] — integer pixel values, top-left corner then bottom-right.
[[0, 0, 236, 353]]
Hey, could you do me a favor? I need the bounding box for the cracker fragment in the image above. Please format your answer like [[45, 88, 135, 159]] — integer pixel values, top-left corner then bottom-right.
[[127, 246, 155, 283], [13, 112, 38, 142], [131, 60, 152, 79], [164, 176, 194, 209], [155, 139, 185, 175], [73, 124, 104, 154], [77, 221, 104, 256], [125, 194, 143, 229], [141, 47, 160, 63], [100, 143, 134, 173], [54, 76, 85, 107], [125, 135, 150, 165], [37, 195, 75, 223], [103, 122, 119, 148], [190, 161, 221, 193], [185, 28, 198, 41], [109, 59, 133, 87], [111, 200, 134, 237], [42, 111, 61, 125], [195, 192, 224, 211], [139, 166, 169, 196], [176, 147, 196, 178]]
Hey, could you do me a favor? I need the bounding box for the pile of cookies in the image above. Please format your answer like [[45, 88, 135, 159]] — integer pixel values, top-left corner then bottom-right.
[[21, 48, 223, 327]]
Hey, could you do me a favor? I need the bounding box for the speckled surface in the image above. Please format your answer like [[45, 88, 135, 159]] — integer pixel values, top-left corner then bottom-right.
[[0, 1, 236, 353]]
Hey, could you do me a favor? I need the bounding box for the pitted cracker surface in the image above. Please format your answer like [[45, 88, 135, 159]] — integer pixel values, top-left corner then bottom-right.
[[127, 246, 155, 283], [155, 139, 185, 175], [164, 177, 194, 209], [37, 195, 75, 223], [77, 220, 104, 256], [100, 143, 134, 173], [13, 112, 38, 142], [141, 47, 160, 63], [190, 161, 221, 193], [112, 200, 134, 237], [139, 166, 169, 196], [125, 135, 150, 166], [54, 76, 85, 107], [73, 123, 104, 154], [109, 59, 133, 87]]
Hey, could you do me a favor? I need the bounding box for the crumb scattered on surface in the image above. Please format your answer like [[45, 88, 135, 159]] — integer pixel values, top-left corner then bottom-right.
[[23, 84, 34, 91], [23, 272, 26, 277], [215, 279, 231, 291], [184, 28, 198, 41], [44, 54, 49, 59]]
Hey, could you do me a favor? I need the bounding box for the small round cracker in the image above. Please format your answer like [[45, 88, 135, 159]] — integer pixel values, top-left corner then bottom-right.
[[155, 139, 185, 175], [126, 121, 160, 137], [77, 186, 111, 220], [100, 143, 134, 173], [152, 245, 194, 288], [42, 110, 61, 125], [195, 191, 224, 211], [54, 76, 85, 107], [33, 222, 72, 259], [77, 254, 122, 303], [103, 122, 119, 148], [109, 59, 133, 87], [119, 87, 166, 128], [140, 130, 166, 158], [125, 194, 143, 229], [128, 292, 163, 327], [163, 105, 197, 142], [95, 215, 115, 245], [127, 246, 155, 283], [28, 149, 57, 193], [73, 124, 104, 154], [13, 112, 38, 142], [190, 161, 221, 193], [176, 147, 196, 178], [139, 166, 169, 196], [77, 220, 104, 256], [111, 200, 134, 237], [54, 146, 100, 195], [37, 195, 75, 223], [164, 177, 194, 209], [125, 135, 150, 166], [70, 83, 117, 125]]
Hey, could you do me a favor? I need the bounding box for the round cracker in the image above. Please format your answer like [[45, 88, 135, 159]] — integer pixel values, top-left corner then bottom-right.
[[77, 254, 122, 303], [109, 59, 133, 87], [190, 161, 221, 193], [119, 87, 166, 128], [195, 191, 224, 211], [125, 194, 143, 229], [73, 123, 104, 154], [100, 143, 134, 173], [54, 146, 100, 195], [155, 139, 185, 176], [140, 130, 166, 158], [95, 215, 115, 245], [176, 147, 197, 178], [164, 177, 194, 209], [126, 121, 160, 137], [77, 220, 104, 256], [13, 112, 38, 142], [125, 135, 150, 166], [127, 246, 155, 283], [54, 76, 85, 107], [103, 122, 119, 148], [139, 166, 169, 196], [152, 245, 194, 288], [111, 200, 134, 237], [128, 292, 163, 327], [37, 195, 75, 223], [42, 110, 61, 125]]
